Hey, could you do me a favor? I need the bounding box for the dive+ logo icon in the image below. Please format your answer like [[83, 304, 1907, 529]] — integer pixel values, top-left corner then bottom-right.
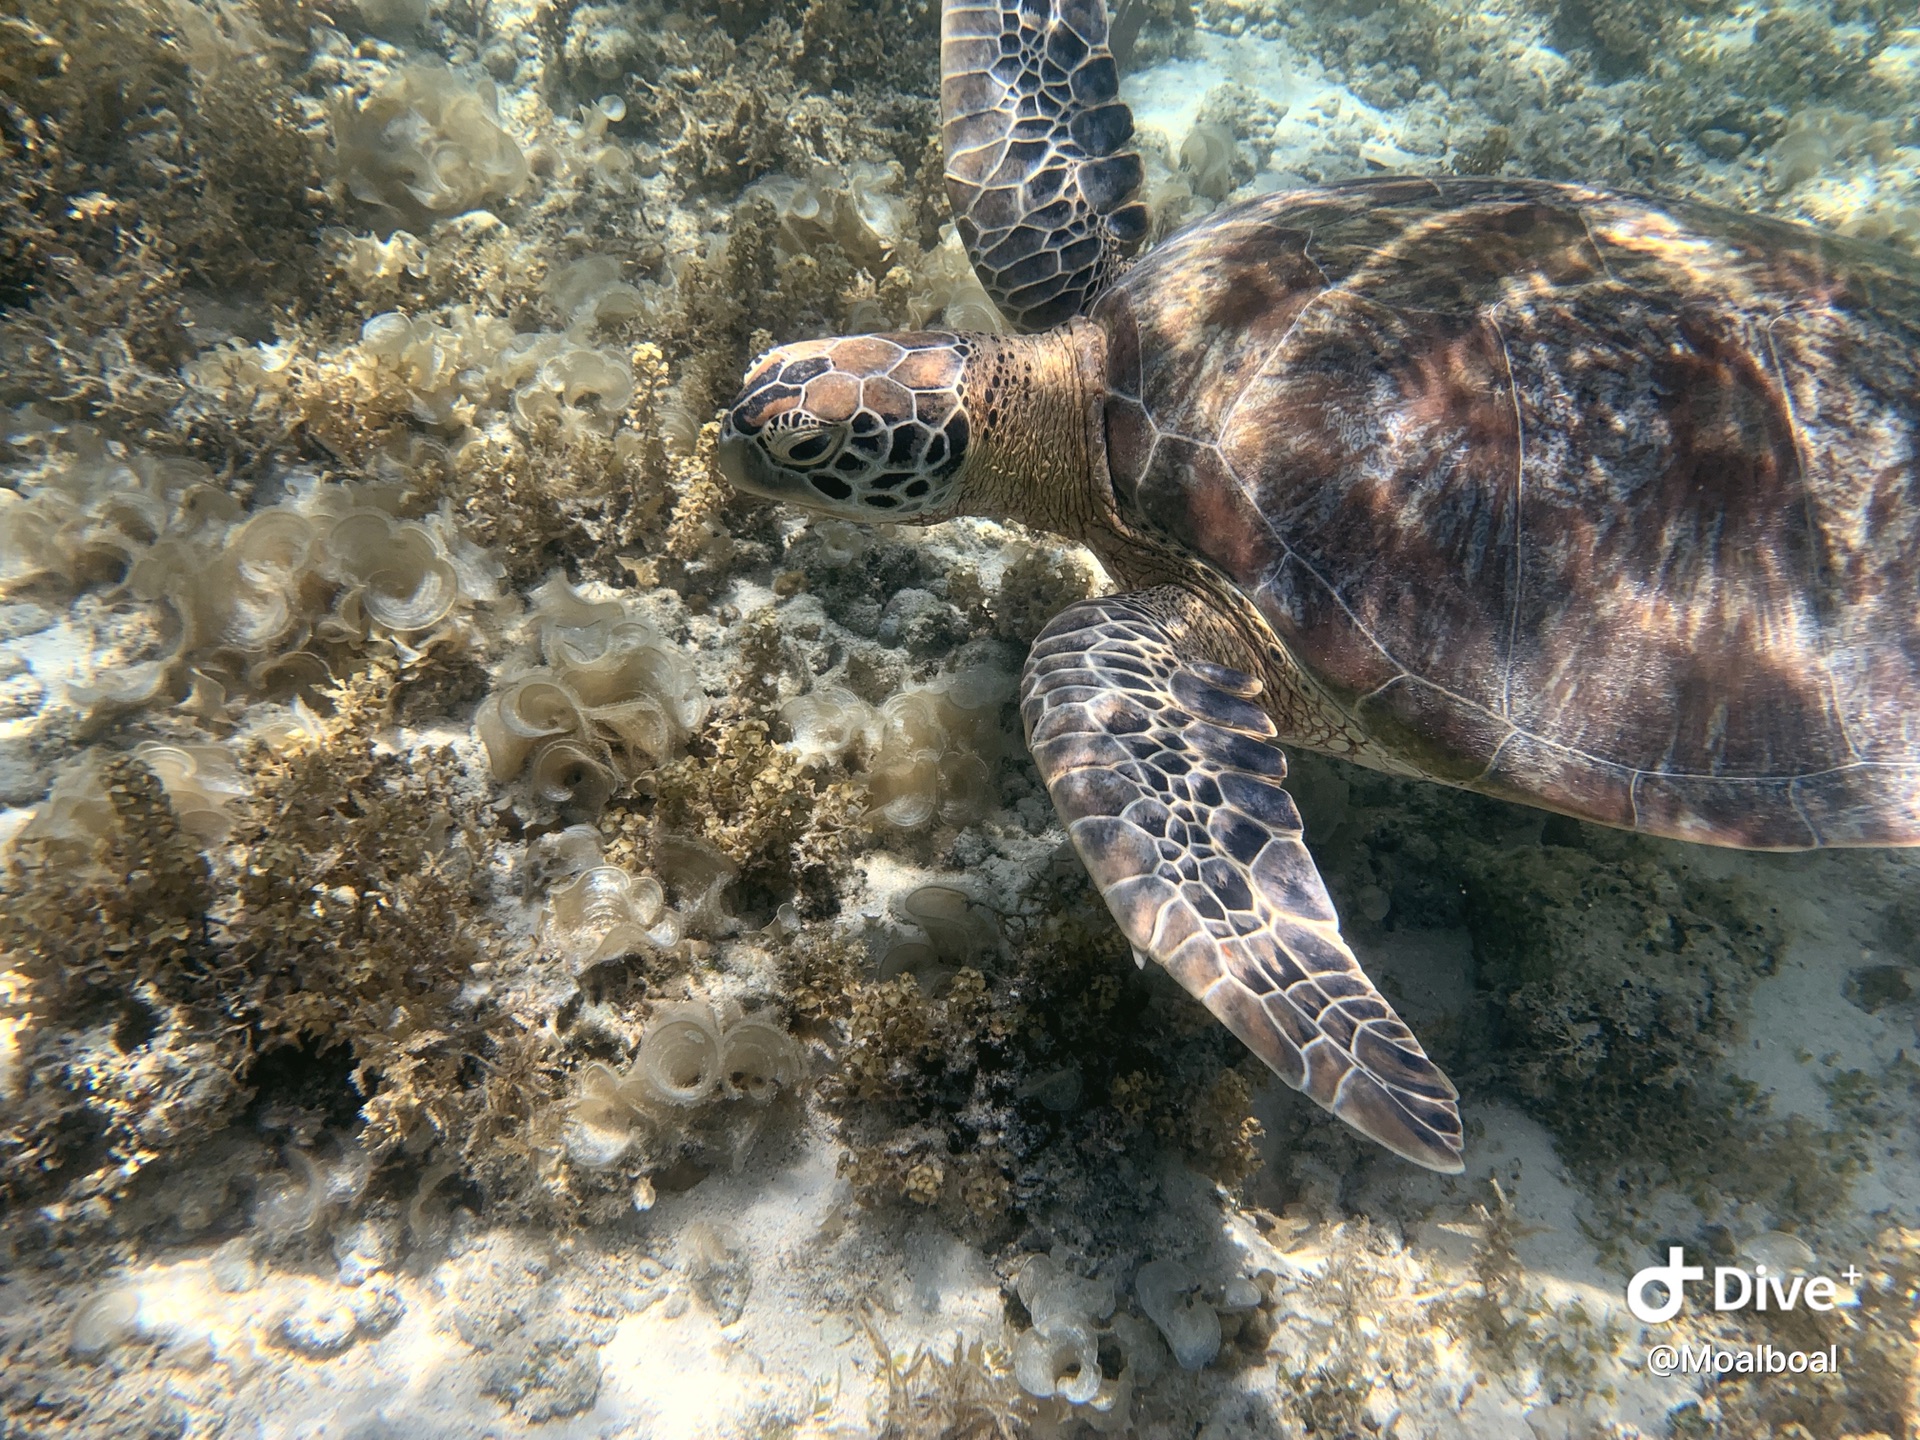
[[1626, 1247, 1861, 1324]]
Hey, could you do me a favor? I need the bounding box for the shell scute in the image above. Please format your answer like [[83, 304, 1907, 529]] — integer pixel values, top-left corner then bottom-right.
[[1220, 289, 1521, 721], [1352, 676, 1512, 788], [1095, 218, 1322, 463], [1103, 176, 1920, 846], [1479, 731, 1639, 833], [1250, 554, 1401, 701]]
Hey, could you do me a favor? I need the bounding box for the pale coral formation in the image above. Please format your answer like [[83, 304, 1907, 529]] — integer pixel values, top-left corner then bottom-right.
[[779, 684, 878, 769], [861, 665, 1014, 830], [1, 420, 503, 719], [68, 1290, 141, 1363], [251, 1141, 374, 1251], [477, 575, 705, 815], [130, 742, 249, 844], [1008, 1253, 1178, 1430], [903, 225, 1008, 332], [1132, 1256, 1221, 1369], [779, 668, 1014, 830], [1763, 105, 1920, 249], [550, 859, 677, 964], [748, 161, 912, 272], [193, 302, 643, 445], [11, 751, 121, 864], [1010, 1255, 1117, 1405], [565, 999, 802, 1172], [1769, 106, 1898, 194], [330, 63, 530, 231], [895, 883, 1000, 966]]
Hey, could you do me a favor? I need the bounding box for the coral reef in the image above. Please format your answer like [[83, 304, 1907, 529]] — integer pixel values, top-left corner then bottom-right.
[[3, 0, 1916, 1432], [1276, 757, 1875, 1224], [0, 666, 516, 1233], [1464, 832, 1779, 1105], [1001, 1249, 1286, 1429], [814, 864, 1269, 1236], [654, 712, 866, 911], [857, 666, 1014, 830], [542, 834, 683, 966], [1133, 1256, 1221, 1370], [1190, 0, 1920, 250], [1009, 1255, 1126, 1417]]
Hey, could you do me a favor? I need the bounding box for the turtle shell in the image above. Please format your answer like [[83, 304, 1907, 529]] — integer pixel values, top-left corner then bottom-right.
[[1094, 176, 1920, 849]]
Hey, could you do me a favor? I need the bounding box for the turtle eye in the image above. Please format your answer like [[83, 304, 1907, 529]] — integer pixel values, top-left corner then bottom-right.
[[768, 422, 844, 469]]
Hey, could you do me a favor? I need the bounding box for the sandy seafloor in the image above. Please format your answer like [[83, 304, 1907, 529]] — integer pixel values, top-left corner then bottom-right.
[[0, 0, 1917, 1436]]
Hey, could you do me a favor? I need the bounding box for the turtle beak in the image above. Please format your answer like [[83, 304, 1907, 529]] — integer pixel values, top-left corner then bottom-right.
[[715, 424, 751, 491], [715, 420, 776, 501]]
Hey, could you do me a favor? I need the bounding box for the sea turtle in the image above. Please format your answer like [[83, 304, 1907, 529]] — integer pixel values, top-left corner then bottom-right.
[[717, 0, 1920, 1171]]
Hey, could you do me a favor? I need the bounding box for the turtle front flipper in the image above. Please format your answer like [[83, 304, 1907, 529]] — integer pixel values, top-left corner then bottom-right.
[[1021, 593, 1466, 1173], [942, 0, 1149, 331]]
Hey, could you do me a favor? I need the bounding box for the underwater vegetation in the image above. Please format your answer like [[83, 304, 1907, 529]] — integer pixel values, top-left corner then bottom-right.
[[0, 667, 512, 1225], [1, 0, 1917, 1434]]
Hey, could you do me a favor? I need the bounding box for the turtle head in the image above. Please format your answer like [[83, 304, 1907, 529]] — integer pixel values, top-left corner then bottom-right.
[[718, 332, 974, 523]]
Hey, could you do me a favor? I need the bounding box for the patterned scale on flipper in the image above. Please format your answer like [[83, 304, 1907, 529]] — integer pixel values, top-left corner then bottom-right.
[[1021, 592, 1466, 1172]]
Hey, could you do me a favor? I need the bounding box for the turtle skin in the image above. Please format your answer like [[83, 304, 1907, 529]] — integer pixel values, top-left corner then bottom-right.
[[1094, 175, 1920, 850]]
